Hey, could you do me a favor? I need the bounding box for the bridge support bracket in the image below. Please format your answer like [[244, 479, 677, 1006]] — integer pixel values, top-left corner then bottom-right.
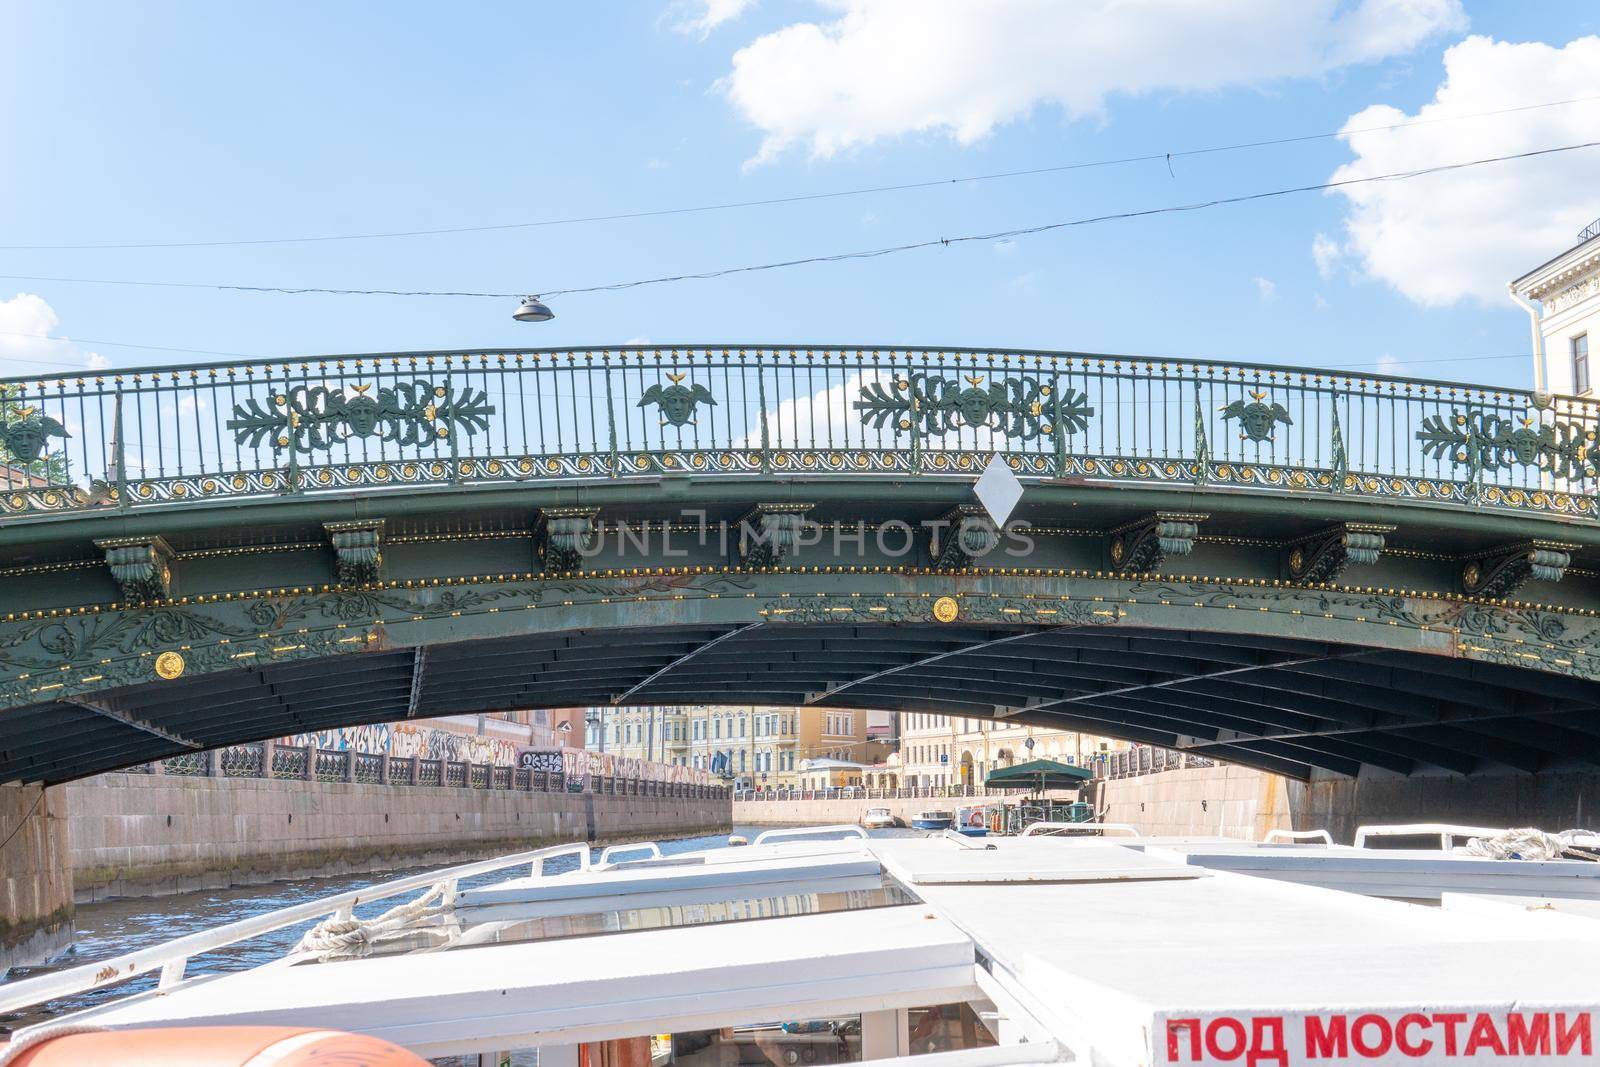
[[324, 519, 385, 585], [1108, 512, 1207, 574], [537, 507, 599, 572], [1287, 522, 1394, 585], [932, 505, 999, 569], [93, 535, 174, 602], [738, 503, 815, 567], [1462, 538, 1577, 598]]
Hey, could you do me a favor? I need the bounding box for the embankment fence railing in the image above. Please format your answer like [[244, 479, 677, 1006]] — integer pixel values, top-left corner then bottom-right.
[[131, 742, 729, 799]]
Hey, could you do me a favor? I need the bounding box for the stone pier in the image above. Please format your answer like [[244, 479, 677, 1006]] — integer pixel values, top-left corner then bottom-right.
[[0, 783, 72, 972], [1099, 764, 1600, 843]]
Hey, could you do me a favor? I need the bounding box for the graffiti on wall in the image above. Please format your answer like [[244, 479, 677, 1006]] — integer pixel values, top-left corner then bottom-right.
[[516, 748, 715, 788], [274, 722, 522, 767]]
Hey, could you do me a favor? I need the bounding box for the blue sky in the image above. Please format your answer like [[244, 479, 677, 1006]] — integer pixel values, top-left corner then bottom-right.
[[2, 1, 1599, 390]]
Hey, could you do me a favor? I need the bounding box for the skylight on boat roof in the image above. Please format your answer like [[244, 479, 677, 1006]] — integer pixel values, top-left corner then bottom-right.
[[296, 873, 920, 964]]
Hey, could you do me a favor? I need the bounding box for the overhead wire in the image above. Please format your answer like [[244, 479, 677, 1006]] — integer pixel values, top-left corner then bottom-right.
[[0, 331, 262, 365], [3, 93, 1599, 252], [1, 139, 1593, 302]]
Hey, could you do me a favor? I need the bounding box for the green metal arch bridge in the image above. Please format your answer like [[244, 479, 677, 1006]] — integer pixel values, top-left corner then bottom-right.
[[2, 344, 1599, 785]]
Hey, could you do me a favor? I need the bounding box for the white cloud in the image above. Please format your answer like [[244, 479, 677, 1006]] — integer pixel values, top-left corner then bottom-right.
[[1311, 233, 1343, 279], [671, 0, 758, 38], [1254, 276, 1277, 302], [0, 292, 109, 374], [1376, 353, 1403, 375], [721, 0, 1464, 165], [1328, 35, 1600, 307]]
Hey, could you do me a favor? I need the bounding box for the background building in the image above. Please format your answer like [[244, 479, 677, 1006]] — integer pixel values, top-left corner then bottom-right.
[[589, 706, 686, 764], [585, 704, 877, 788], [899, 712, 1129, 789], [1511, 218, 1600, 397]]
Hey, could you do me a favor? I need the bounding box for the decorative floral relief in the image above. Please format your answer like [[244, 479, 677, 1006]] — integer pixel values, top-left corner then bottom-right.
[[227, 379, 494, 453]]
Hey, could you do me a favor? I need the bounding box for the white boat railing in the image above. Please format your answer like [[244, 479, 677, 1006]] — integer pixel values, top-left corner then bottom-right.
[[1262, 828, 1334, 844], [1351, 823, 1509, 850], [0, 838, 611, 1014], [597, 841, 663, 867], [1019, 822, 1141, 837], [751, 824, 868, 846]]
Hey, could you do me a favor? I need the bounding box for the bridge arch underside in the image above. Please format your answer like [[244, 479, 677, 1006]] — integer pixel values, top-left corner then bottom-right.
[[5, 571, 1600, 784]]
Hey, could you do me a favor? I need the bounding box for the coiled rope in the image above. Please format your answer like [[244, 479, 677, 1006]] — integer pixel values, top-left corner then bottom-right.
[[293, 880, 457, 959], [0, 1024, 105, 1066], [1453, 827, 1600, 861]]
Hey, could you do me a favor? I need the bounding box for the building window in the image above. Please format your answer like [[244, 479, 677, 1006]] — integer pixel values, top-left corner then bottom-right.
[[1576, 334, 1590, 394]]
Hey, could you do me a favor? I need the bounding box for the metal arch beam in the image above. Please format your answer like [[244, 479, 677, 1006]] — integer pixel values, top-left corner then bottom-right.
[[63, 699, 202, 750], [1045, 695, 1364, 778], [1259, 661, 1590, 761], [1127, 683, 1478, 774], [612, 623, 766, 704], [999, 703, 1320, 780], [969, 647, 1383, 719], [406, 646, 428, 718], [1277, 659, 1529, 715], [1171, 696, 1595, 762], [1083, 691, 1418, 775], [831, 645, 1320, 714], [1355, 651, 1600, 703], [844, 672, 1391, 776], [1393, 723, 1547, 773], [802, 627, 1057, 705], [1438, 716, 1600, 767]]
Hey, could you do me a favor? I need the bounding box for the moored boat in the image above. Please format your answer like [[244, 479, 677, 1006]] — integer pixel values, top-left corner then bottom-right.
[[911, 809, 953, 830], [860, 806, 898, 829], [955, 805, 991, 837]]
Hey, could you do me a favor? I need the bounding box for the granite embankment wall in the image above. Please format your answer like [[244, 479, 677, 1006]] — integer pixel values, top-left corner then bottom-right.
[[732, 792, 1079, 827], [734, 796, 929, 827], [66, 772, 731, 902], [1099, 764, 1292, 840], [0, 784, 71, 972], [1100, 764, 1600, 843]]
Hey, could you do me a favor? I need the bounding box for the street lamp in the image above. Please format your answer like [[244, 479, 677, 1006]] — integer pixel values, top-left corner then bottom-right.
[[513, 295, 554, 322]]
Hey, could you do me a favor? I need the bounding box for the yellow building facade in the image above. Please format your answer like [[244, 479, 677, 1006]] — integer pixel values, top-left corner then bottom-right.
[[899, 712, 1129, 789], [589, 704, 871, 788]]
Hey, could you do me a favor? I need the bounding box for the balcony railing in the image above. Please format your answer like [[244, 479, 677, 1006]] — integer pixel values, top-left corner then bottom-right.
[[2, 346, 1590, 518], [123, 741, 730, 799]]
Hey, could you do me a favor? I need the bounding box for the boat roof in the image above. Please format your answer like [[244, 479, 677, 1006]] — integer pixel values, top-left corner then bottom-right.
[[21, 831, 1600, 1065], [1144, 842, 1600, 901]]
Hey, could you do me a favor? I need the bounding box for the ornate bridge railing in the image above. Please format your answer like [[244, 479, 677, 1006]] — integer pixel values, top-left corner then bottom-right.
[[1, 345, 1593, 518]]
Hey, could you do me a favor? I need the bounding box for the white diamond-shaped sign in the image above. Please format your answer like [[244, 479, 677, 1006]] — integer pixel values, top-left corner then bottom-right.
[[974, 452, 1024, 526]]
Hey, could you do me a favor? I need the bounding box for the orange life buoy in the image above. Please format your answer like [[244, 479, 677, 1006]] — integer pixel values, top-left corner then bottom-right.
[[5, 1026, 429, 1066], [966, 810, 984, 827]]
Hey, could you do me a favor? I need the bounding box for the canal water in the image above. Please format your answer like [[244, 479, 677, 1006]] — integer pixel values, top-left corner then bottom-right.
[[1, 826, 919, 1057]]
